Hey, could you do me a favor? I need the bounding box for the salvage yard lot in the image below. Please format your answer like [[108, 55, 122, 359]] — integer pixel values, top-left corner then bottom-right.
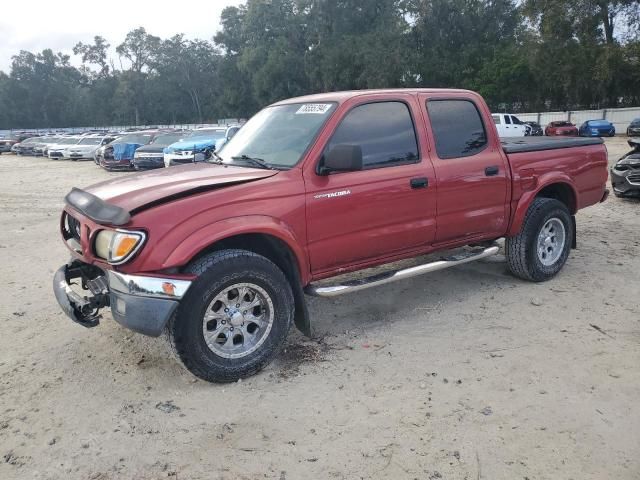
[[0, 137, 638, 479]]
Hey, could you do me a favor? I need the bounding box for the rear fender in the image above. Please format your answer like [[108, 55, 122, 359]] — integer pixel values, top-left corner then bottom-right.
[[507, 174, 578, 237]]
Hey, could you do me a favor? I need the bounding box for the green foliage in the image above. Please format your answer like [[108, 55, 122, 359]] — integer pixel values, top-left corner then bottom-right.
[[0, 0, 638, 129]]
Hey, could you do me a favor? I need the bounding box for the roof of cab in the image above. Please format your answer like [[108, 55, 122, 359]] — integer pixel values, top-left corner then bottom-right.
[[271, 88, 477, 106]]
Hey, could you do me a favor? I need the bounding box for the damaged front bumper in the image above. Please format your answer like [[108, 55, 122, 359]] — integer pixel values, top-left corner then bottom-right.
[[53, 260, 192, 337], [610, 167, 640, 197]]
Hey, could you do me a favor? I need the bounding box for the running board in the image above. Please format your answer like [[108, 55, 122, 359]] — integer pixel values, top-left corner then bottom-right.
[[305, 244, 500, 298]]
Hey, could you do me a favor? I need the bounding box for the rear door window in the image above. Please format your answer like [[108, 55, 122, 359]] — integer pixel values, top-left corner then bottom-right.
[[426, 100, 488, 159]]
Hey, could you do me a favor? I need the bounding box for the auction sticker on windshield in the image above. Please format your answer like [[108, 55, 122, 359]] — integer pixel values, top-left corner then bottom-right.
[[296, 104, 333, 114]]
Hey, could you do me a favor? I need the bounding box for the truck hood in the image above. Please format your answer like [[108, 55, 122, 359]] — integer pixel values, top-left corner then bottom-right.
[[85, 163, 278, 213]]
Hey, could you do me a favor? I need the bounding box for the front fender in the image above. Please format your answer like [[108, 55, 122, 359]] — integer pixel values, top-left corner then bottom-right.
[[507, 174, 578, 237], [161, 215, 311, 284]]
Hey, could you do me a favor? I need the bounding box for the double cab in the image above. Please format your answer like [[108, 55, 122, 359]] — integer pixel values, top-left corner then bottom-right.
[[53, 89, 609, 382]]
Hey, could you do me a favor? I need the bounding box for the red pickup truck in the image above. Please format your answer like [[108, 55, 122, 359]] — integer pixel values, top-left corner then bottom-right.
[[53, 89, 609, 382]]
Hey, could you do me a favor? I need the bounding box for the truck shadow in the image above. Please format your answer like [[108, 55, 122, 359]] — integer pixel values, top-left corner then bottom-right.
[[304, 258, 513, 337], [106, 257, 516, 384]]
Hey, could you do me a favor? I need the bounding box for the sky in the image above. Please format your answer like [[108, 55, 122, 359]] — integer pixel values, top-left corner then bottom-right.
[[0, 0, 245, 72]]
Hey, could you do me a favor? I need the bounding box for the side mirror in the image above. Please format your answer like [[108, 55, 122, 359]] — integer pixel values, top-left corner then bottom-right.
[[319, 144, 363, 175], [226, 129, 238, 141]]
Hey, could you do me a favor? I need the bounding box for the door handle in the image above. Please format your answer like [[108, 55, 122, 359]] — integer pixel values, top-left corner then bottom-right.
[[485, 166, 499, 176], [410, 177, 428, 189]]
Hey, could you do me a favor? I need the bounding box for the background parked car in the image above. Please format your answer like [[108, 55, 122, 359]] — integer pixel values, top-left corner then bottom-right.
[[524, 121, 543, 136], [0, 139, 11, 154], [627, 118, 640, 137], [47, 137, 83, 159], [610, 138, 640, 198], [99, 131, 158, 170], [13, 137, 46, 155], [132, 131, 190, 170], [32, 136, 62, 157], [163, 126, 238, 166], [0, 134, 29, 154], [163, 128, 225, 166], [545, 121, 578, 136], [63, 135, 116, 161], [94, 134, 123, 164], [492, 114, 528, 137], [579, 119, 615, 137]]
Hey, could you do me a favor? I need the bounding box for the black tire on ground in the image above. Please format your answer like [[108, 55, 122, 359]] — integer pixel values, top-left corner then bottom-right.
[[166, 249, 294, 383], [505, 197, 573, 282]]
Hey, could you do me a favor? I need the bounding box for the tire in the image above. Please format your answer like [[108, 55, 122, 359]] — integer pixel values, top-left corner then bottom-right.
[[505, 198, 573, 282], [166, 249, 294, 383]]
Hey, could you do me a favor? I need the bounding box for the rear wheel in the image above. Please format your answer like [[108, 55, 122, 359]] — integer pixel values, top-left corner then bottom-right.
[[505, 198, 573, 282], [166, 249, 294, 383]]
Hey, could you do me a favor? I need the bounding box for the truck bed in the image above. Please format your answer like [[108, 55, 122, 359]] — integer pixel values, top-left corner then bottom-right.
[[501, 136, 603, 154]]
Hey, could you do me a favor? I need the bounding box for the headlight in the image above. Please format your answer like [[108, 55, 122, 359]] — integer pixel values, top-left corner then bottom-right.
[[616, 158, 640, 167], [94, 229, 146, 264]]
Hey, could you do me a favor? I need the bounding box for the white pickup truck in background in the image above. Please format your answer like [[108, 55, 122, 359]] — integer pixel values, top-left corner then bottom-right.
[[492, 113, 528, 137]]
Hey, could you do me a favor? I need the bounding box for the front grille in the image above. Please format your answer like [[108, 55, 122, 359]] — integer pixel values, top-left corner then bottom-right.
[[64, 213, 82, 242], [628, 173, 640, 184]]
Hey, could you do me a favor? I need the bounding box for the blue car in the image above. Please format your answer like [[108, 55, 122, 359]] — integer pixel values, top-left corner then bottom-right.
[[163, 126, 240, 167], [579, 119, 615, 137]]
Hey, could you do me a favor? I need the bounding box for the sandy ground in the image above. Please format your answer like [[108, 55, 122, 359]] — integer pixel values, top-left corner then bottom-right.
[[0, 138, 638, 480]]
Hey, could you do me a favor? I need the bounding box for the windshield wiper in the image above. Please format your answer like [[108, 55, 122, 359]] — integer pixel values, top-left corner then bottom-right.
[[230, 155, 275, 170]]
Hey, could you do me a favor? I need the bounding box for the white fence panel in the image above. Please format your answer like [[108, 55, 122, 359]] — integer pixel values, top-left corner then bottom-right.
[[570, 110, 605, 126], [606, 107, 640, 132]]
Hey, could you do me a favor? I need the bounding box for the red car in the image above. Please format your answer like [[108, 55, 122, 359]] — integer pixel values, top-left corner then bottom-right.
[[545, 121, 579, 136], [54, 89, 609, 382]]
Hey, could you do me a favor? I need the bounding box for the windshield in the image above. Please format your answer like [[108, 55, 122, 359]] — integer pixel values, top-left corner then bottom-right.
[[151, 132, 188, 145], [78, 137, 102, 145], [218, 103, 337, 168], [589, 120, 609, 126]]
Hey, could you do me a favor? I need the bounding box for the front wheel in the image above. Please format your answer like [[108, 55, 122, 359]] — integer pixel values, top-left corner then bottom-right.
[[505, 198, 573, 282], [166, 249, 294, 383]]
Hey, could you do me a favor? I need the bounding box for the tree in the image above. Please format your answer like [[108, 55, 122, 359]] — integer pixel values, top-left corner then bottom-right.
[[115, 27, 161, 124], [74, 36, 112, 77], [153, 35, 221, 122]]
